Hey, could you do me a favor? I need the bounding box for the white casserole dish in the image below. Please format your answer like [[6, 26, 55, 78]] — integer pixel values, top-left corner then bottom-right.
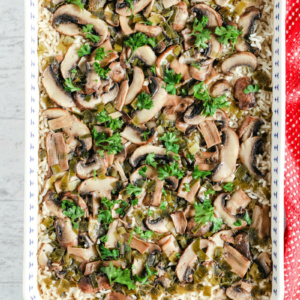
[[23, 0, 286, 298]]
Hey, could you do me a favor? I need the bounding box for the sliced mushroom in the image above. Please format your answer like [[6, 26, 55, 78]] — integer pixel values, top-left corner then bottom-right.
[[172, 2, 188, 32], [119, 16, 136, 35], [78, 176, 118, 199], [75, 153, 107, 179], [234, 232, 252, 261], [102, 82, 119, 104], [85, 62, 102, 94], [135, 23, 162, 37], [255, 252, 272, 278], [183, 103, 209, 125], [105, 220, 120, 248], [223, 243, 251, 278], [226, 281, 252, 300], [78, 275, 111, 293], [165, 176, 179, 191], [194, 149, 219, 171], [46, 132, 69, 172], [170, 59, 191, 82], [204, 67, 221, 85], [210, 79, 231, 98], [176, 241, 197, 282], [191, 4, 223, 29], [104, 4, 119, 27], [115, 80, 129, 111], [55, 218, 78, 249], [155, 277, 172, 288], [130, 165, 158, 183], [53, 4, 108, 45], [43, 108, 75, 130], [251, 205, 270, 239], [38, 243, 54, 269], [128, 45, 157, 66], [226, 189, 251, 215], [61, 43, 81, 79], [124, 66, 144, 105], [42, 64, 75, 108], [188, 218, 212, 238], [206, 230, 234, 259], [159, 235, 181, 256], [236, 7, 261, 52], [143, 179, 164, 206], [170, 211, 187, 234], [121, 124, 156, 145], [177, 173, 200, 203], [199, 120, 221, 148], [212, 128, 239, 182], [221, 52, 258, 75], [43, 190, 64, 218], [189, 60, 213, 81], [238, 116, 263, 142], [239, 136, 265, 177], [214, 193, 247, 228], [85, 261, 126, 277], [145, 217, 169, 233], [68, 245, 98, 262], [115, 0, 152, 16], [206, 34, 223, 58], [162, 0, 180, 8], [234, 77, 256, 110], [74, 92, 102, 110], [128, 236, 151, 254]]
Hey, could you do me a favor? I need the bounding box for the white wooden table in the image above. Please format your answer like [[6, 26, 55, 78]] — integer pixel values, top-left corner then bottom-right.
[[0, 0, 25, 298]]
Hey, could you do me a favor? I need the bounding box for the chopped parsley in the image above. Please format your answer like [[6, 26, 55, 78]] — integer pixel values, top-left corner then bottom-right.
[[145, 153, 157, 168], [243, 211, 253, 225], [137, 92, 154, 110], [192, 166, 211, 180], [96, 110, 123, 130], [134, 227, 154, 240], [159, 132, 179, 154], [77, 44, 91, 57], [184, 183, 191, 192], [64, 78, 81, 92], [94, 62, 111, 79], [215, 25, 242, 51], [158, 161, 185, 181], [160, 200, 167, 210], [99, 244, 119, 259], [143, 130, 151, 141], [95, 47, 109, 61], [97, 197, 121, 224], [191, 16, 211, 49], [134, 264, 158, 284], [150, 64, 156, 75], [67, 0, 84, 9], [127, 183, 143, 197], [82, 24, 100, 43], [124, 33, 149, 62], [131, 199, 138, 206], [244, 84, 259, 94], [99, 235, 108, 242], [223, 182, 234, 192], [163, 69, 181, 95], [62, 200, 85, 229], [233, 219, 242, 226], [138, 166, 148, 178]]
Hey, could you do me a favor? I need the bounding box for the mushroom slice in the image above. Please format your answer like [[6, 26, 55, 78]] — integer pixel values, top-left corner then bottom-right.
[[175, 117, 196, 135], [135, 23, 162, 37], [119, 16, 136, 35], [172, 2, 188, 32], [75, 154, 107, 179], [115, 80, 129, 111], [104, 4, 120, 27], [215, 109, 229, 128], [165, 176, 179, 191], [78, 275, 111, 293], [177, 173, 200, 203], [78, 176, 118, 199], [68, 245, 98, 262], [176, 241, 197, 282], [43, 108, 75, 130], [159, 235, 181, 256], [214, 0, 229, 6], [234, 232, 252, 261], [85, 62, 102, 94], [133, 77, 168, 124], [155, 277, 172, 288], [191, 4, 223, 29], [143, 179, 164, 206], [61, 43, 81, 79], [124, 66, 144, 105], [127, 236, 151, 254], [214, 193, 247, 229], [189, 60, 213, 81], [198, 120, 221, 148], [102, 83, 119, 104], [85, 261, 126, 276], [42, 64, 75, 108], [221, 52, 258, 75], [121, 124, 156, 145], [38, 243, 54, 269], [206, 230, 234, 259], [236, 7, 261, 52], [116, 0, 152, 16], [108, 62, 126, 82], [170, 211, 187, 234], [226, 281, 252, 300], [223, 243, 251, 278], [104, 292, 127, 300], [251, 205, 270, 239], [55, 218, 78, 249], [130, 165, 158, 183], [212, 128, 239, 182], [234, 77, 256, 110], [162, 0, 180, 8], [145, 217, 169, 233], [239, 136, 265, 177], [194, 148, 219, 171], [238, 116, 263, 142], [255, 252, 272, 278], [46, 132, 69, 172], [53, 4, 108, 45], [207, 34, 223, 58], [170, 59, 191, 82], [204, 67, 221, 85], [105, 220, 120, 248], [187, 218, 212, 238], [44, 190, 64, 218], [226, 189, 251, 215], [129, 145, 170, 168], [183, 103, 208, 125], [129, 45, 157, 66], [74, 92, 102, 110], [210, 79, 231, 98]]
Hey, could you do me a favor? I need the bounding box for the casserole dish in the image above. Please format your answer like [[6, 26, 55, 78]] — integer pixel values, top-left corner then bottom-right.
[[23, 0, 286, 299]]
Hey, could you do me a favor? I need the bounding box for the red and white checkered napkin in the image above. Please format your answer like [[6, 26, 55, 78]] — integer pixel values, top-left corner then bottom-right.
[[284, 0, 300, 299]]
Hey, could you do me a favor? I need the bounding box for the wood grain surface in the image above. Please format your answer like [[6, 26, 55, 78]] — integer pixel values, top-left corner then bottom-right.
[[0, 0, 25, 299]]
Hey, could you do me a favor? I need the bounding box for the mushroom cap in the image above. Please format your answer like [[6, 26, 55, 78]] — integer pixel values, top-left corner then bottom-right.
[[44, 190, 65, 218], [210, 79, 231, 98], [145, 217, 170, 233], [116, 0, 152, 16], [74, 92, 103, 110], [172, 2, 188, 32], [128, 45, 157, 66], [238, 6, 261, 37], [60, 42, 81, 79], [234, 77, 256, 110], [238, 116, 263, 142], [124, 66, 144, 105], [121, 124, 157, 145], [191, 4, 223, 29], [55, 217, 78, 249]]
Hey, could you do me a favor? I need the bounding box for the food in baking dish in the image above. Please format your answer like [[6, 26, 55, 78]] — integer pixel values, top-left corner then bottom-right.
[[37, 0, 273, 298]]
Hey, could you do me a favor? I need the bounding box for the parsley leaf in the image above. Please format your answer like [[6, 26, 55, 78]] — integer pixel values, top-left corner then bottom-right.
[[97, 197, 121, 224], [135, 227, 154, 240], [192, 165, 211, 180], [243, 211, 253, 225], [127, 184, 143, 197], [131, 199, 138, 206], [137, 92, 154, 110], [145, 153, 157, 168], [194, 199, 223, 233], [147, 37, 157, 47], [233, 219, 242, 226], [160, 200, 167, 210], [82, 24, 100, 43], [64, 78, 81, 92], [67, 0, 84, 9], [204, 189, 215, 197], [62, 200, 85, 229], [163, 69, 181, 95], [96, 110, 123, 130], [99, 235, 108, 242], [77, 44, 91, 57], [93, 128, 123, 155], [191, 62, 201, 70], [124, 33, 149, 62], [99, 244, 119, 259], [193, 81, 211, 101], [125, 0, 134, 15], [101, 263, 135, 290], [184, 183, 191, 192], [95, 47, 109, 61], [159, 132, 179, 154], [148, 209, 153, 216], [158, 161, 185, 180], [191, 16, 211, 49], [244, 84, 259, 94], [94, 62, 111, 79], [94, 169, 97, 181], [143, 131, 151, 141], [150, 64, 156, 75], [138, 166, 148, 178], [223, 182, 233, 192], [215, 25, 242, 51], [134, 264, 158, 284]]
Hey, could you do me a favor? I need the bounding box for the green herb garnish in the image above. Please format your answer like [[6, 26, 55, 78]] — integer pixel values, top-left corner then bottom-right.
[[191, 16, 211, 49], [82, 24, 100, 43], [244, 84, 259, 94], [159, 132, 179, 154], [77, 44, 91, 57], [158, 161, 185, 180], [93, 128, 123, 155], [163, 69, 181, 95], [64, 78, 81, 92], [137, 92, 154, 110], [62, 200, 85, 229], [192, 165, 211, 180], [127, 184, 143, 197], [215, 25, 242, 51]]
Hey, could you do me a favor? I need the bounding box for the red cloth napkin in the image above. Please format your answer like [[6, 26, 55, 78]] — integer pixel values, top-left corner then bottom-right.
[[284, 0, 300, 299]]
